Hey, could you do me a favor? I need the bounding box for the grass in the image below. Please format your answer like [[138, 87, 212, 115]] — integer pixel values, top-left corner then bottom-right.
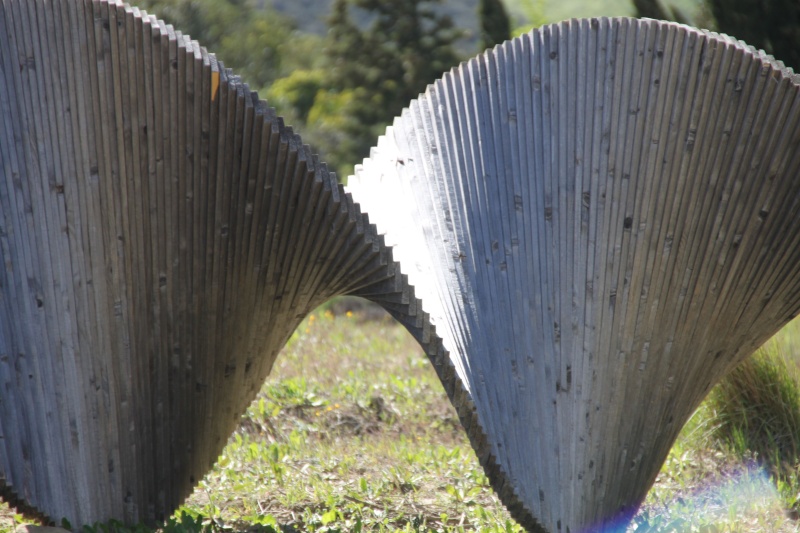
[[631, 320, 800, 532], [704, 329, 800, 521], [4, 299, 800, 532], [179, 299, 517, 532], [631, 402, 798, 532], [1, 299, 517, 533]]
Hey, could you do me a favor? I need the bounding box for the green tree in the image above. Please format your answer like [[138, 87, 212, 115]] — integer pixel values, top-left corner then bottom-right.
[[136, 0, 295, 92], [509, 0, 546, 37], [632, 0, 687, 23], [634, 0, 798, 72], [479, 0, 511, 50], [266, 70, 365, 176], [320, 0, 463, 174], [267, 70, 326, 123], [706, 0, 799, 71]]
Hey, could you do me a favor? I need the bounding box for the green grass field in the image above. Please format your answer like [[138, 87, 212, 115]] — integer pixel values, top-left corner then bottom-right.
[[4, 298, 800, 532]]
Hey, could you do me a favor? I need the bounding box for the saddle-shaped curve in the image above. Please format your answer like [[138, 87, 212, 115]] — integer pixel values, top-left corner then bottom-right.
[[348, 17, 800, 533], [0, 0, 428, 526], [3, 2, 800, 532]]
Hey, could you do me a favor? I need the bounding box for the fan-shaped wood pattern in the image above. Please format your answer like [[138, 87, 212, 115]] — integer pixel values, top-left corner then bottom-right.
[[2, 1, 800, 532], [0, 0, 420, 526], [348, 17, 800, 533]]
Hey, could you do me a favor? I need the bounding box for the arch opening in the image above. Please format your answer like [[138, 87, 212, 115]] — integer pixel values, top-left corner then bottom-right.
[[179, 296, 518, 531]]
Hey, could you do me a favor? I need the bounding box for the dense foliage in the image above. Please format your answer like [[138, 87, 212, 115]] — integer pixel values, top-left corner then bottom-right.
[[479, 0, 512, 50], [136, 0, 463, 178], [634, 0, 798, 71], [631, 0, 688, 23], [706, 0, 799, 72], [320, 0, 462, 175], [135, 0, 299, 89]]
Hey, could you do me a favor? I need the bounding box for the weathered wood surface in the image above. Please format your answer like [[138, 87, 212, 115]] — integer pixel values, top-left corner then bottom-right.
[[2, 2, 800, 532], [348, 17, 800, 533], [0, 0, 416, 527]]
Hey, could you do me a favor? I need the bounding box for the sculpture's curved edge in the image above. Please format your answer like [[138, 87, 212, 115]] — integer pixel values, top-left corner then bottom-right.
[[699, 28, 798, 80], [349, 277, 546, 533], [350, 15, 800, 532], [0, 0, 403, 526], [0, 485, 52, 527], [633, 16, 798, 75]]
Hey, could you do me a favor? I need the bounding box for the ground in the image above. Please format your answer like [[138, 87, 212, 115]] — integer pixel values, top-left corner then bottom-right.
[[2, 299, 799, 532]]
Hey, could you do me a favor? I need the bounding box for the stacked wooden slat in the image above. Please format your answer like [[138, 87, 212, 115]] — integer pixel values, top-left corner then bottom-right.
[[5, 3, 800, 532], [348, 17, 800, 533], [0, 0, 411, 527]]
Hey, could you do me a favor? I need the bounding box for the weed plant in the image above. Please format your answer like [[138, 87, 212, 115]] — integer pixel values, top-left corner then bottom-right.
[[634, 321, 800, 532], [706, 340, 800, 514]]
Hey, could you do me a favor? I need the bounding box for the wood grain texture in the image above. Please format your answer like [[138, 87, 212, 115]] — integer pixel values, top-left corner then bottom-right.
[[0, 0, 408, 527], [3, 2, 800, 532], [348, 17, 800, 533]]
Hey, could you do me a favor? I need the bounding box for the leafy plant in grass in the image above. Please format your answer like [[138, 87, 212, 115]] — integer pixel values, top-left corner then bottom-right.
[[708, 343, 800, 511]]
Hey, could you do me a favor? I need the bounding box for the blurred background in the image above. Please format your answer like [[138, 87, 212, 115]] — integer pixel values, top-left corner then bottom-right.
[[134, 0, 798, 180], [3, 2, 798, 532]]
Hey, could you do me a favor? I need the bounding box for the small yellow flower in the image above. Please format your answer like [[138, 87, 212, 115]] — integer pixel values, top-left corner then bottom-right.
[[346, 311, 353, 318], [334, 403, 340, 408], [327, 406, 333, 411], [315, 411, 320, 416]]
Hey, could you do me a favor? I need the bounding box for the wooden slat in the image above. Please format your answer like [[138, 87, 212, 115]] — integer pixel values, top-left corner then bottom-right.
[[349, 16, 800, 533], [0, 0, 32, 515], [8, 0, 60, 515], [0, 0, 387, 524], [3, 5, 800, 533]]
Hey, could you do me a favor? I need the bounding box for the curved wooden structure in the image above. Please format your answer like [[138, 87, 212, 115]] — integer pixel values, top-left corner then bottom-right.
[[1, 1, 800, 531], [349, 17, 800, 532], [0, 0, 413, 526]]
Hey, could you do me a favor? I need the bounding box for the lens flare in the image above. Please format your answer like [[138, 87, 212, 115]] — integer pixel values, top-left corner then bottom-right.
[[585, 462, 790, 532]]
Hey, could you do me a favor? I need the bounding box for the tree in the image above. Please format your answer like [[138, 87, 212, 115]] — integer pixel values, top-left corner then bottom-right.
[[136, 0, 295, 92], [138, 0, 466, 178], [509, 0, 547, 38], [328, 0, 462, 118], [479, 0, 511, 50], [267, 70, 327, 123], [632, 0, 687, 24], [320, 0, 463, 174], [706, 0, 799, 71], [634, 0, 798, 72]]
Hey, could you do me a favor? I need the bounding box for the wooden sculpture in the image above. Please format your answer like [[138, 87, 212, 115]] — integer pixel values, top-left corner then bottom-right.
[[2, 1, 800, 532], [350, 18, 800, 531], [0, 0, 411, 526]]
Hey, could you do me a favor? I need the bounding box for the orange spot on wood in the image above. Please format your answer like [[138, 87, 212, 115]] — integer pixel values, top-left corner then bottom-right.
[[211, 71, 220, 101]]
